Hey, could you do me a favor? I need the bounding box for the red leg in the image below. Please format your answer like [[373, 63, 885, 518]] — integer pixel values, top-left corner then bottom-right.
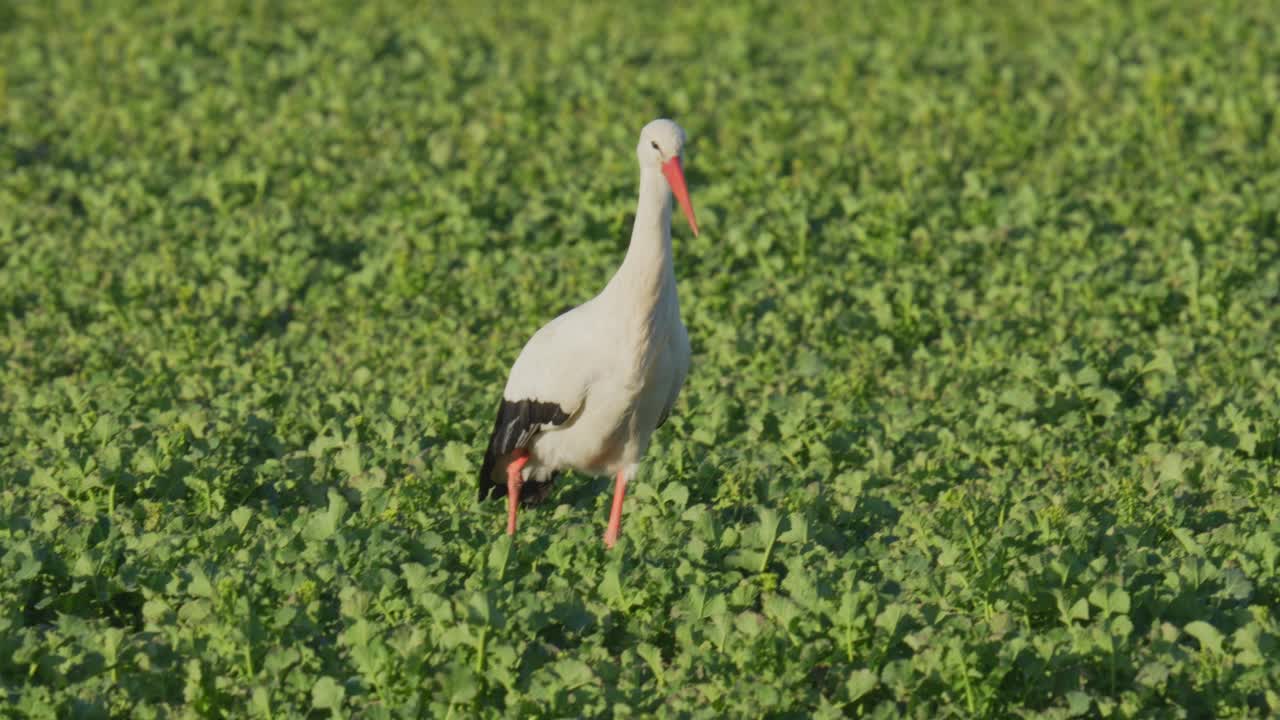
[[506, 451, 530, 536], [603, 468, 628, 549]]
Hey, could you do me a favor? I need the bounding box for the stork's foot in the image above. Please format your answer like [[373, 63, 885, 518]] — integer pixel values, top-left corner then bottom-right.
[[506, 451, 530, 536], [603, 468, 628, 549]]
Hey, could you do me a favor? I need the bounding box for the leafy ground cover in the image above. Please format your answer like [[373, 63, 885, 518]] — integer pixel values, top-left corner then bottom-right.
[[3, 0, 1279, 717]]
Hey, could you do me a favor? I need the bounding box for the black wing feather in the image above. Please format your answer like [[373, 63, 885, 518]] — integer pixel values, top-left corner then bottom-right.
[[477, 398, 570, 501]]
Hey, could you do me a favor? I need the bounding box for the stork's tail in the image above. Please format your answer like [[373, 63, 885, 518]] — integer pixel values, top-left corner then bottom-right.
[[477, 398, 569, 503]]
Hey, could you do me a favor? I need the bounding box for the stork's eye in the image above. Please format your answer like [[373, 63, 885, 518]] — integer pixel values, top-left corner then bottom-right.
[[650, 140, 660, 151]]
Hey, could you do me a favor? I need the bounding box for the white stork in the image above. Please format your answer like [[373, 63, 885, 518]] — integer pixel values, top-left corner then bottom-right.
[[478, 118, 699, 549]]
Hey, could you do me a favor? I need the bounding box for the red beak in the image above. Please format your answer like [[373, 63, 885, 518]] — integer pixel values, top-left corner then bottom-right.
[[661, 156, 699, 237]]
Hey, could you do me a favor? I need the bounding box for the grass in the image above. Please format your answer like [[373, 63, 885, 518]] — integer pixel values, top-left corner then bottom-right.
[[2, 0, 1279, 717]]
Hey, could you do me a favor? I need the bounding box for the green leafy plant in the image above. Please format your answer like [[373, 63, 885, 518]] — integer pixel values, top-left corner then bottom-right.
[[3, 0, 1279, 717]]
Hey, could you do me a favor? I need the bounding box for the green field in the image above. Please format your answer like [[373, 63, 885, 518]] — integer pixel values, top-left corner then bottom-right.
[[3, 0, 1280, 717]]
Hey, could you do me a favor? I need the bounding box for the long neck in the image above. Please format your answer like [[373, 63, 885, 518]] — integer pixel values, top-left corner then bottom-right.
[[604, 166, 676, 314]]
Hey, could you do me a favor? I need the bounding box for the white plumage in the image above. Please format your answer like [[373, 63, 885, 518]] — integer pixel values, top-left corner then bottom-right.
[[478, 118, 699, 548]]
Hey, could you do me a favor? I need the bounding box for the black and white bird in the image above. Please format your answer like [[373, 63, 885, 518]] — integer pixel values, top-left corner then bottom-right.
[[478, 118, 699, 549]]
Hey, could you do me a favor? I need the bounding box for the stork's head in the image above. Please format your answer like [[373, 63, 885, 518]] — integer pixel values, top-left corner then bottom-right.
[[637, 118, 699, 237]]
